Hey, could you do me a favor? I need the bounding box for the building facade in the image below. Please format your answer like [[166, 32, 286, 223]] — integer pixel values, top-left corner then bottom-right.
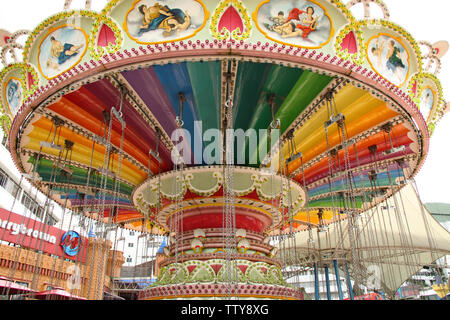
[[0, 129, 125, 299]]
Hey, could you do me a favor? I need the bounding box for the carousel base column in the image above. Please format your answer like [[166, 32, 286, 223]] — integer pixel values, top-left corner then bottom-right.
[[138, 228, 303, 300]]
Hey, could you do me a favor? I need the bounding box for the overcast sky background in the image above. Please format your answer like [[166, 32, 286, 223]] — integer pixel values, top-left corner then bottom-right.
[[0, 0, 449, 204]]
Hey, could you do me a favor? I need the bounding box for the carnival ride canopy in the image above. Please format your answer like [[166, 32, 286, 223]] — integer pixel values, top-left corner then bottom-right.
[[0, 0, 448, 234]]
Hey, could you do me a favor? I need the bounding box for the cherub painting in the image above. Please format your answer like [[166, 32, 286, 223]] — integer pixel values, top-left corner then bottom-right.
[[268, 11, 287, 27], [46, 36, 84, 71], [38, 26, 87, 79], [138, 2, 191, 37], [125, 0, 206, 44], [367, 35, 409, 87], [5, 78, 23, 115], [420, 87, 434, 121], [270, 7, 318, 39], [256, 0, 333, 48]]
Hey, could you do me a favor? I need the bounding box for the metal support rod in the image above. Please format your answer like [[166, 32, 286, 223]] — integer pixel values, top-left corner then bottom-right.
[[324, 264, 331, 300], [333, 260, 344, 300], [314, 262, 320, 300], [345, 263, 355, 300], [177, 92, 185, 128]]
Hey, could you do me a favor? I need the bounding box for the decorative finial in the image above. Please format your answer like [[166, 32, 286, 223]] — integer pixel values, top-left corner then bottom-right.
[[346, 0, 390, 20], [418, 40, 449, 75], [0, 29, 29, 65], [64, 0, 92, 10]]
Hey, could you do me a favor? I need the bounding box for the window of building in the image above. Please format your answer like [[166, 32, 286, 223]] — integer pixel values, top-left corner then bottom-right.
[[0, 168, 21, 198], [33, 205, 44, 220], [126, 257, 132, 263], [21, 192, 32, 209], [0, 168, 7, 188], [129, 231, 135, 236], [128, 243, 134, 248], [21, 192, 45, 220], [7, 181, 20, 198]]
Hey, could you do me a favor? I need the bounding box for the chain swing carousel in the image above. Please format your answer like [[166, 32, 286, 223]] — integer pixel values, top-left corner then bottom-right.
[[0, 0, 449, 300]]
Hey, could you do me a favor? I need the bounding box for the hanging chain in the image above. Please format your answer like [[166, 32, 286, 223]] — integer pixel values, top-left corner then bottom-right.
[[222, 66, 238, 299], [172, 92, 186, 298]]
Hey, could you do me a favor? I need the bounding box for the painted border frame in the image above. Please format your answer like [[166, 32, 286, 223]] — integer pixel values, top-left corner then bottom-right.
[[365, 32, 411, 88], [3, 76, 25, 118], [123, 0, 210, 45], [419, 85, 436, 123], [37, 24, 89, 81], [252, 0, 335, 50]]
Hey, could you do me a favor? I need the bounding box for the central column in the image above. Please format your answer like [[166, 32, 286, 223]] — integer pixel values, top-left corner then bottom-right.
[[139, 210, 302, 300]]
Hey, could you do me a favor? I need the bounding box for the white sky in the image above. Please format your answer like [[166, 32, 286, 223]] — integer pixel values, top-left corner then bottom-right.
[[0, 0, 449, 204]]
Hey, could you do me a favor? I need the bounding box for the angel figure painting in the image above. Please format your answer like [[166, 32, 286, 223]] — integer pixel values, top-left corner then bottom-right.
[[367, 34, 410, 87], [4, 78, 23, 116], [420, 87, 435, 121], [38, 26, 87, 79], [125, 0, 206, 44], [256, 0, 333, 48]]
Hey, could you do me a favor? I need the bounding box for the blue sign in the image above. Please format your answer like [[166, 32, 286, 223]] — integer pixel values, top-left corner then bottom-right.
[[61, 230, 81, 256]]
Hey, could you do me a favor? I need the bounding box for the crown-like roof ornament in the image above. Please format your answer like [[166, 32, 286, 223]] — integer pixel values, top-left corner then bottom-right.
[[0, 29, 29, 65], [64, 0, 93, 10], [418, 40, 449, 75], [346, 0, 390, 20]]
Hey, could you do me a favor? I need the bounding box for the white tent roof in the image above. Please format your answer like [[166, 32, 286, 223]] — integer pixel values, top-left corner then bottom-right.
[[278, 183, 450, 294]]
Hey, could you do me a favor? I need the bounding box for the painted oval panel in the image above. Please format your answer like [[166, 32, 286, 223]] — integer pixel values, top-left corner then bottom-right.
[[38, 25, 88, 80], [4, 77, 23, 116], [254, 0, 334, 49], [367, 34, 410, 87], [124, 0, 208, 44], [420, 87, 435, 121]]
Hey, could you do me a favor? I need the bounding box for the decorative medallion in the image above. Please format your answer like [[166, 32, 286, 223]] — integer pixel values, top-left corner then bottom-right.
[[237, 239, 250, 253], [190, 238, 204, 253], [210, 0, 252, 41], [335, 23, 365, 64], [60, 230, 82, 257], [90, 14, 123, 60]]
